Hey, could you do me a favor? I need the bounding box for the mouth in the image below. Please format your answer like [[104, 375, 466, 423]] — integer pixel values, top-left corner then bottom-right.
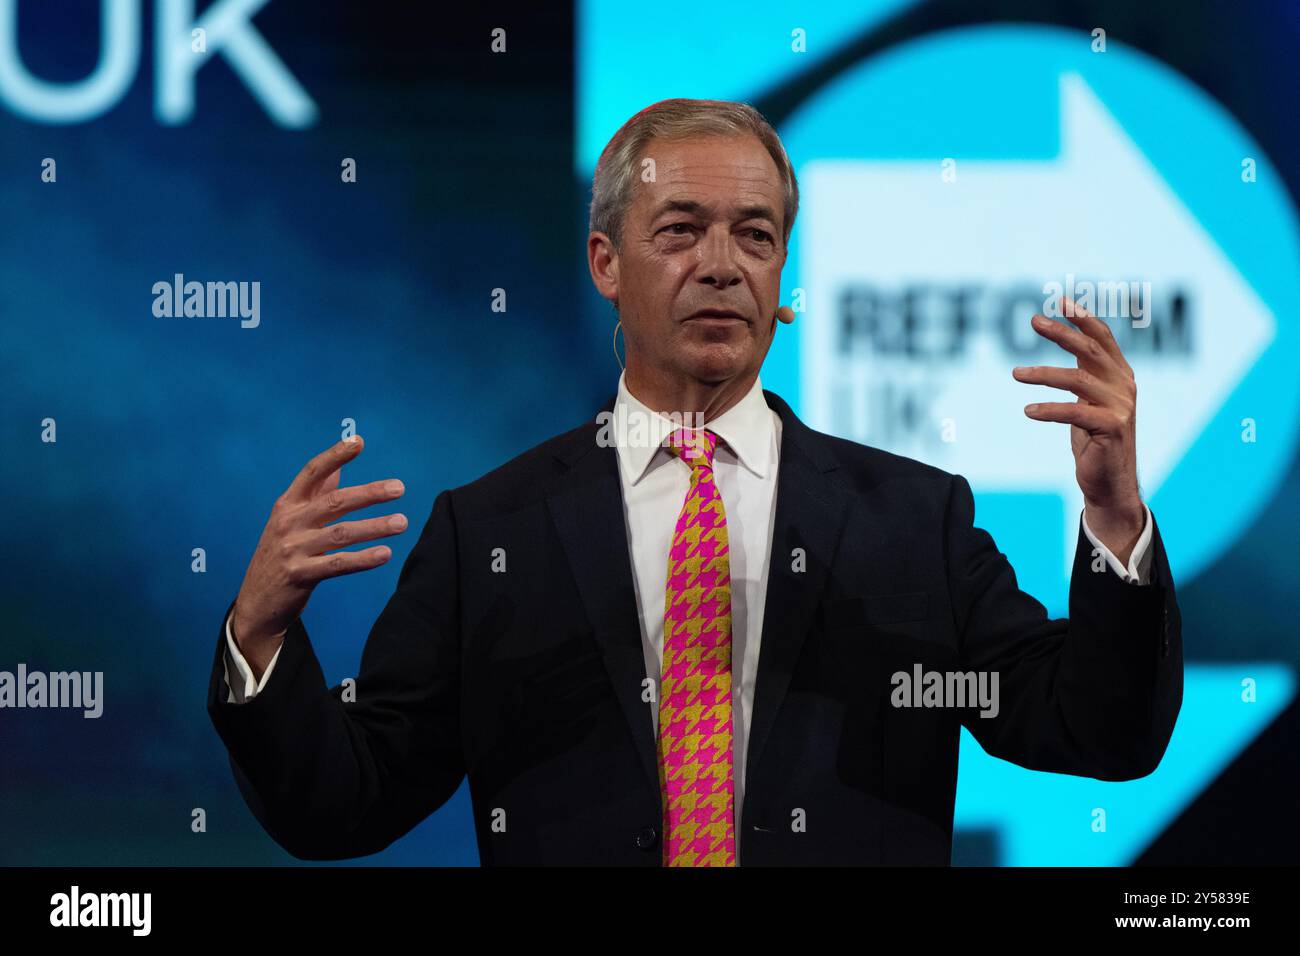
[[684, 309, 749, 325]]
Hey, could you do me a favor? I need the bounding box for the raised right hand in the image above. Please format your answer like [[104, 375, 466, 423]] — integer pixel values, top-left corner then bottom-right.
[[230, 435, 408, 672]]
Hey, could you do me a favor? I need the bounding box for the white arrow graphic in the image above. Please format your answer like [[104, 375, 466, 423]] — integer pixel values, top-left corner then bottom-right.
[[801, 72, 1275, 575], [953, 664, 1295, 866]]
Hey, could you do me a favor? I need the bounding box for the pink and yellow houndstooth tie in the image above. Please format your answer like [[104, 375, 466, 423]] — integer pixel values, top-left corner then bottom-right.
[[657, 426, 737, 866]]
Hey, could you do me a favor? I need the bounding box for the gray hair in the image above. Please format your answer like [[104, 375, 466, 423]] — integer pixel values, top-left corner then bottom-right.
[[588, 98, 799, 256]]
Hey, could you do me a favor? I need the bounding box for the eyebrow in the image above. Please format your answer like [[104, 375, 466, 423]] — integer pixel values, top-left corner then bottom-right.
[[651, 198, 780, 227]]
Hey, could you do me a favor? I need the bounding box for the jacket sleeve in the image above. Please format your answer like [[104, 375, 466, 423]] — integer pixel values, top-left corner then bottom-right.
[[206, 489, 465, 859], [949, 474, 1182, 780]]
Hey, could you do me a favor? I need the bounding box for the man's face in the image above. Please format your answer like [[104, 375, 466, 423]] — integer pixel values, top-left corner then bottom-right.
[[592, 133, 788, 388]]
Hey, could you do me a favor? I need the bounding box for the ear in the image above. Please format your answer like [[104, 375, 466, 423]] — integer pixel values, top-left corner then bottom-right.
[[587, 232, 620, 309]]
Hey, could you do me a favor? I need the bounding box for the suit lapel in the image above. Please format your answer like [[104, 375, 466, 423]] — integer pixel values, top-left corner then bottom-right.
[[546, 394, 661, 793], [744, 390, 852, 797], [544, 388, 854, 804]]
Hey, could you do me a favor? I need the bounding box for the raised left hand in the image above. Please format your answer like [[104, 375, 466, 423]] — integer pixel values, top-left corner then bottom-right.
[[1012, 295, 1145, 541]]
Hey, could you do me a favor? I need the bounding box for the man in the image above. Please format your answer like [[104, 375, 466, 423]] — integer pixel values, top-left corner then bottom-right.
[[207, 98, 1181, 866]]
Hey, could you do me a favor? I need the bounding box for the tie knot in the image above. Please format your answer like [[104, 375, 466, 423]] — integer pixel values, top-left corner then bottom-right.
[[665, 427, 720, 469]]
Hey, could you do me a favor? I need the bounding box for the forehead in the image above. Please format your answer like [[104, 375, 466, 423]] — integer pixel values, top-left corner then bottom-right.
[[632, 134, 783, 217]]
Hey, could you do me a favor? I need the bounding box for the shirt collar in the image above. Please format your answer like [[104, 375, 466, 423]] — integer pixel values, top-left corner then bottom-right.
[[611, 369, 776, 485]]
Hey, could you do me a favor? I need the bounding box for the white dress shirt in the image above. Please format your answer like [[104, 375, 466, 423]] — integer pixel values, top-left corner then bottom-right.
[[221, 372, 1154, 856]]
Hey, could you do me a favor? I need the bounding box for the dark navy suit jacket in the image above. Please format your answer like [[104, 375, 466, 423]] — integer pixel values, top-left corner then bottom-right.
[[207, 388, 1182, 864]]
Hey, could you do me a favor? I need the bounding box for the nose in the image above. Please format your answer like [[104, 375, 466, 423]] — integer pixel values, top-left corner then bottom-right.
[[695, 225, 742, 291]]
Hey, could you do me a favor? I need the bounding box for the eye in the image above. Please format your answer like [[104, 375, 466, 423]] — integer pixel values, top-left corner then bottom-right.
[[663, 222, 694, 235], [747, 228, 774, 243]]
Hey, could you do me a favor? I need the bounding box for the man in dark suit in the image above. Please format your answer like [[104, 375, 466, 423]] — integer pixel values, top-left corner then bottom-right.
[[208, 98, 1181, 866]]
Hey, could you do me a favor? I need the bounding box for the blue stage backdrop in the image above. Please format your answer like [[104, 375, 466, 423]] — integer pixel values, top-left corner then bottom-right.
[[2, 0, 1297, 865]]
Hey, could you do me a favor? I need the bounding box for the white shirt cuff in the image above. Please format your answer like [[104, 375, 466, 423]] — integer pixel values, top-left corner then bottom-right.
[[1080, 503, 1154, 585], [223, 610, 284, 704]]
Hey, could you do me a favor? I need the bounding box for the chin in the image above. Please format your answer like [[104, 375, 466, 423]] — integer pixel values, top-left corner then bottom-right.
[[681, 346, 750, 383]]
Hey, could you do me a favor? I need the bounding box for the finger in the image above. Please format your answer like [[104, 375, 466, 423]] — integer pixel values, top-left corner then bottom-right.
[[286, 436, 365, 501], [1030, 313, 1115, 370], [311, 477, 405, 524], [297, 513, 409, 556], [1060, 295, 1127, 365], [321, 461, 344, 496], [1011, 365, 1111, 404], [294, 545, 393, 584], [1023, 401, 1115, 431], [1059, 294, 1093, 320]]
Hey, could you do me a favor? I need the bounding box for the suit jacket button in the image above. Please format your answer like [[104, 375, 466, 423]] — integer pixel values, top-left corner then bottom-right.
[[635, 826, 658, 850], [1161, 606, 1171, 658]]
